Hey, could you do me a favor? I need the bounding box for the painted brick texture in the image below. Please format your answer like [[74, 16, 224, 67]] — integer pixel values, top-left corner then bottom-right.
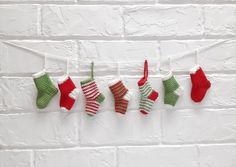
[[0, 0, 236, 167]]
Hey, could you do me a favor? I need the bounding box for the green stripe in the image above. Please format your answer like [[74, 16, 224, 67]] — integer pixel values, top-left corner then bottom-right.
[[139, 82, 153, 97]]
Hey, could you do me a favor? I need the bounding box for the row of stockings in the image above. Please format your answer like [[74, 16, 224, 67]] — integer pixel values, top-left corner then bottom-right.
[[32, 60, 211, 115]]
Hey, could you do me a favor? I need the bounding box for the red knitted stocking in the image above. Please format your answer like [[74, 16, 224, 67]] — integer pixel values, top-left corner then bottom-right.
[[190, 65, 211, 103]]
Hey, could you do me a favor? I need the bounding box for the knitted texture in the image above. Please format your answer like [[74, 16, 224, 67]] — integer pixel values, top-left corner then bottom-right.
[[138, 60, 158, 115], [190, 65, 211, 102], [81, 79, 105, 115], [33, 71, 58, 109], [162, 72, 182, 106], [58, 76, 79, 111], [138, 81, 158, 114], [109, 80, 131, 114], [80, 62, 105, 115]]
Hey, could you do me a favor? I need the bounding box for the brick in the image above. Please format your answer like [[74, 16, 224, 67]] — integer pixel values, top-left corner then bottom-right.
[[159, 0, 236, 3], [35, 148, 115, 167], [162, 108, 236, 144], [124, 6, 203, 37], [199, 144, 236, 167], [0, 5, 38, 36], [0, 0, 75, 1], [0, 82, 5, 112], [41, 5, 123, 37], [160, 40, 236, 72], [0, 112, 78, 147], [0, 40, 78, 74], [80, 109, 161, 145], [118, 146, 198, 167], [204, 5, 236, 36], [0, 150, 33, 167], [79, 0, 154, 3]]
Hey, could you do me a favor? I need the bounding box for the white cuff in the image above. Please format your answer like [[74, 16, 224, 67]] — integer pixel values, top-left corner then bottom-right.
[[32, 69, 46, 78], [69, 88, 80, 99], [108, 78, 121, 87], [58, 75, 69, 84], [124, 90, 132, 101], [165, 104, 174, 110], [60, 107, 69, 112], [162, 71, 173, 81], [190, 65, 200, 74], [175, 86, 184, 96]]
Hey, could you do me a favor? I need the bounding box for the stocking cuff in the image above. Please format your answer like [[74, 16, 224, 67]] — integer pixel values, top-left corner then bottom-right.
[[57, 75, 69, 84], [175, 86, 184, 96], [69, 88, 80, 99], [60, 107, 69, 112], [162, 71, 173, 81], [123, 90, 132, 101], [108, 78, 121, 87], [32, 70, 46, 78], [190, 65, 201, 74]]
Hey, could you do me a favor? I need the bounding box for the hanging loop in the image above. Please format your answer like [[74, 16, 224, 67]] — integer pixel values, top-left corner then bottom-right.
[[91, 61, 94, 79], [144, 60, 148, 79], [168, 57, 171, 71], [44, 53, 47, 71], [66, 57, 69, 75], [117, 61, 120, 78], [195, 49, 199, 65]]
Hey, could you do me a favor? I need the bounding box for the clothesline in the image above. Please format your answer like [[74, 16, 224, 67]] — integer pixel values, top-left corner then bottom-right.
[[0, 40, 221, 111], [2, 41, 158, 64], [2, 37, 236, 66]]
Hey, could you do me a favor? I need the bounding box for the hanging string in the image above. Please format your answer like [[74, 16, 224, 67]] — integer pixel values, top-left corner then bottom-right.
[[1, 41, 159, 65], [2, 38, 236, 68], [91, 61, 94, 79], [168, 57, 172, 71], [117, 61, 120, 78], [44, 53, 47, 71], [66, 57, 69, 75], [166, 38, 232, 65], [144, 60, 148, 80], [2, 41, 74, 62], [195, 49, 199, 65]]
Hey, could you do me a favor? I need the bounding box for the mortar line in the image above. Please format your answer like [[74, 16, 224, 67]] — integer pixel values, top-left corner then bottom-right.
[[1, 143, 236, 151]]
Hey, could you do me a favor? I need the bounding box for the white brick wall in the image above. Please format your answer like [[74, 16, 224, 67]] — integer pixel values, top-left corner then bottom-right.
[[0, 0, 236, 167]]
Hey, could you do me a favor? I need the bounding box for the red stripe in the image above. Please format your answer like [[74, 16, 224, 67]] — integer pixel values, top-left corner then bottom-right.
[[82, 81, 96, 89]]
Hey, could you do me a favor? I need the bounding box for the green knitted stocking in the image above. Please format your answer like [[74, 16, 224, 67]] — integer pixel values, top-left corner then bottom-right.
[[33, 70, 58, 109], [162, 72, 183, 106]]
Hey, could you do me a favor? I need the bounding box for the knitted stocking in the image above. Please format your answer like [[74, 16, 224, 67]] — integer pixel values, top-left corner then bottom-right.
[[109, 79, 132, 114], [138, 60, 158, 114], [190, 65, 211, 102], [57, 76, 80, 111], [33, 70, 58, 109], [81, 62, 105, 115], [162, 71, 183, 106]]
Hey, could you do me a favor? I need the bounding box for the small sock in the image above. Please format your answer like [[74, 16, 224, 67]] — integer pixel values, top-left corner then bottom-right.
[[57, 76, 79, 111], [190, 65, 211, 103], [138, 81, 158, 114], [81, 78, 105, 115], [162, 71, 183, 106], [138, 60, 158, 115], [109, 79, 132, 114], [32, 70, 58, 109], [81, 62, 105, 115]]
